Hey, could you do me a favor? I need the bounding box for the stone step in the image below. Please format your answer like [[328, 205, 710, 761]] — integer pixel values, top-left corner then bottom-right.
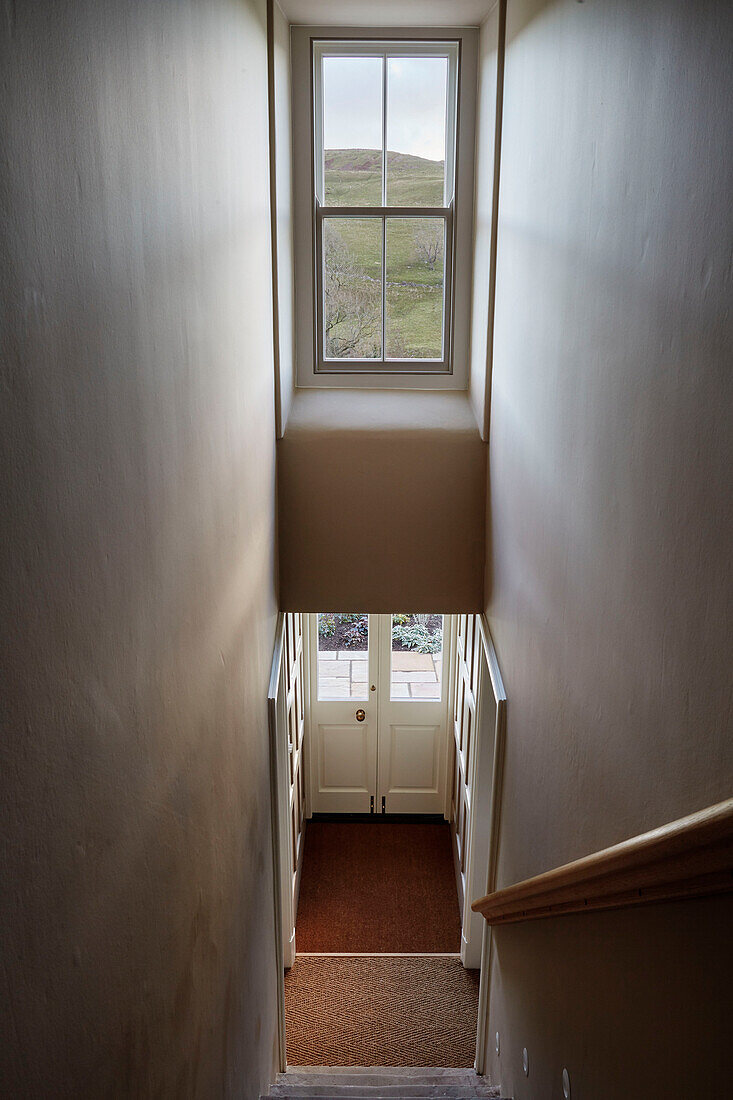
[[281, 1068, 490, 1083], [268, 1085, 498, 1097], [261, 1066, 506, 1100], [264, 1095, 503, 1100]]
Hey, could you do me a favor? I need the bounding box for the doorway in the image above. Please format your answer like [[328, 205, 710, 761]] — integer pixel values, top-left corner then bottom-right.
[[268, 611, 506, 1073], [309, 614, 449, 815]]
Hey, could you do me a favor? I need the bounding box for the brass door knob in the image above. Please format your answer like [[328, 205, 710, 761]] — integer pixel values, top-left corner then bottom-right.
[[355, 709, 366, 722]]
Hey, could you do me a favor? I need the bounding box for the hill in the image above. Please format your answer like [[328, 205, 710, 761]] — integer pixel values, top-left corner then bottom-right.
[[324, 148, 445, 206]]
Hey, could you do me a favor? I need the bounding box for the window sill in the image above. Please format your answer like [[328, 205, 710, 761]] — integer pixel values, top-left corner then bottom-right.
[[281, 387, 483, 439]]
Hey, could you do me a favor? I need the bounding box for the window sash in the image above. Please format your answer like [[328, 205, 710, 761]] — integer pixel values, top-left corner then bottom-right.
[[312, 40, 459, 373], [313, 40, 459, 209], [315, 202, 454, 372]]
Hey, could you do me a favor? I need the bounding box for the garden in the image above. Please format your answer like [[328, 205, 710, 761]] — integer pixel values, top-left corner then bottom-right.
[[317, 613, 443, 654]]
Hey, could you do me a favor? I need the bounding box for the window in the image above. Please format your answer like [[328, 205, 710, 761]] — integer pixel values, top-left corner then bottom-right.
[[312, 41, 459, 374], [291, 28, 476, 388]]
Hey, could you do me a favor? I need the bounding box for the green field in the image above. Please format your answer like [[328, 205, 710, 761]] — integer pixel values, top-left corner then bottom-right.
[[324, 148, 444, 207], [323, 150, 445, 360]]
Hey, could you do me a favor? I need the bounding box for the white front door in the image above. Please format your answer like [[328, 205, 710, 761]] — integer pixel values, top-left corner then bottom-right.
[[309, 614, 449, 815], [377, 614, 448, 814], [309, 614, 379, 813]]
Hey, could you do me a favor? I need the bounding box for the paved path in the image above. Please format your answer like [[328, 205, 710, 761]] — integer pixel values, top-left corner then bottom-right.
[[318, 649, 442, 700]]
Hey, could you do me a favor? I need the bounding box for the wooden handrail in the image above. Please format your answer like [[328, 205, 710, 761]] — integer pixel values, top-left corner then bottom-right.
[[471, 797, 733, 925]]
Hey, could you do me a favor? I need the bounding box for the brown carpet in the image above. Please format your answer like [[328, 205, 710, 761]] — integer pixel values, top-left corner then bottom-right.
[[296, 822, 461, 952], [284, 956, 479, 1066]]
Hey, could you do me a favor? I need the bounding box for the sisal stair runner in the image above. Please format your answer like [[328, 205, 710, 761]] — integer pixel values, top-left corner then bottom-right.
[[261, 1066, 507, 1099]]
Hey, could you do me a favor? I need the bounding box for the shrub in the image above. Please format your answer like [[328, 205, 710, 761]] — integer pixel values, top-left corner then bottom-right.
[[391, 620, 442, 654], [318, 614, 336, 637]]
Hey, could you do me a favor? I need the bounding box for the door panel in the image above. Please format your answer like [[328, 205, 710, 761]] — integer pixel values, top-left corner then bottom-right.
[[309, 614, 378, 813], [383, 722, 440, 793], [377, 613, 448, 814]]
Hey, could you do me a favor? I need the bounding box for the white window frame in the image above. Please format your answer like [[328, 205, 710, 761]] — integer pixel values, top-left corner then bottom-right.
[[313, 41, 457, 374], [291, 26, 478, 390]]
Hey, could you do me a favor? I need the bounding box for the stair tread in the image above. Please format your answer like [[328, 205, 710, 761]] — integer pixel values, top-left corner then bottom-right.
[[269, 1087, 497, 1096], [285, 1068, 485, 1076], [263, 1066, 505, 1099], [264, 1094, 503, 1100], [278, 1073, 491, 1085], [264, 1073, 503, 1098], [268, 1091, 497, 1098]]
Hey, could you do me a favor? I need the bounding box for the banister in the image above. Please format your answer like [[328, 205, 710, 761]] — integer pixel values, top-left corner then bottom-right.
[[471, 796, 733, 925]]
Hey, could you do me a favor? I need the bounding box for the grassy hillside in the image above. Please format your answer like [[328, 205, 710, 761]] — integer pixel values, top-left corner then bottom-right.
[[324, 148, 445, 207], [323, 150, 446, 359]]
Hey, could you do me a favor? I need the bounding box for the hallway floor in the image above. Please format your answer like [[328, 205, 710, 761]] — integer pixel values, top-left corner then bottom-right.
[[284, 955, 479, 1067], [295, 820, 461, 953], [285, 820, 478, 1066]]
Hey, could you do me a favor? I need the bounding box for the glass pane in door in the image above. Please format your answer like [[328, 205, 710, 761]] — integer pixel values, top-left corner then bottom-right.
[[317, 613, 369, 700], [390, 614, 443, 700]]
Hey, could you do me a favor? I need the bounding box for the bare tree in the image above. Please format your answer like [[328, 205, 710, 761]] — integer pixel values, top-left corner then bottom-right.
[[323, 222, 381, 358], [413, 223, 443, 270]]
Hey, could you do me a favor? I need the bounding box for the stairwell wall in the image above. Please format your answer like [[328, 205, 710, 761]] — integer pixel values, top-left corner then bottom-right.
[[0, 1, 279, 1096], [482, 1, 733, 1096]]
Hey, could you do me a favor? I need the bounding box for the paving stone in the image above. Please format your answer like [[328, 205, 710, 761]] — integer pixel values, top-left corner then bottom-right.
[[318, 660, 349, 677], [339, 650, 367, 660], [317, 678, 350, 698], [391, 671, 438, 683], [410, 683, 442, 699], [350, 661, 368, 678], [390, 683, 410, 698], [391, 652, 435, 671]]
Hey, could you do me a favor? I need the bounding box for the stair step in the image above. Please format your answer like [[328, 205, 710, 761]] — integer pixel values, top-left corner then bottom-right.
[[268, 1086, 497, 1097], [280, 1069, 491, 1084], [269, 1091, 497, 1098], [261, 1066, 505, 1100], [264, 1091, 501, 1100]]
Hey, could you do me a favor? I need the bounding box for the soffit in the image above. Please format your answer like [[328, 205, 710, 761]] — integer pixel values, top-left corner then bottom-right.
[[278, 0, 496, 28]]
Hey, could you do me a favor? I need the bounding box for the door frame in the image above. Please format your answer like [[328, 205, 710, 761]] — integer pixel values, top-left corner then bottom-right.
[[268, 612, 506, 1077], [376, 613, 453, 815], [306, 613, 380, 814], [306, 613, 454, 817]]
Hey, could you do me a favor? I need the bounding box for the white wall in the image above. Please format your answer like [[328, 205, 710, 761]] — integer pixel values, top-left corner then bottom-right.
[[269, 0, 296, 435], [483, 0, 733, 1096], [0, 1, 279, 1095], [469, 4, 501, 440], [277, 391, 487, 612]]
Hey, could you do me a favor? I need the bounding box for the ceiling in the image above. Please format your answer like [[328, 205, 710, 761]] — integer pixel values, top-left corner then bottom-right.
[[278, 0, 497, 28]]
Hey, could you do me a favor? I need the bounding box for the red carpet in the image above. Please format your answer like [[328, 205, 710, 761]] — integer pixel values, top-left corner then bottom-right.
[[295, 821, 461, 953]]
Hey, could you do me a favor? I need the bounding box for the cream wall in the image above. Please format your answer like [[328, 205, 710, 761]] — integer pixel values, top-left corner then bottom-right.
[[277, 391, 487, 612], [269, 0, 296, 436], [0, 1, 279, 1096], [483, 1, 733, 1096], [469, 4, 501, 441]]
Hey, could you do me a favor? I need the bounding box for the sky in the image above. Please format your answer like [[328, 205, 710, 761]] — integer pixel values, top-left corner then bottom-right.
[[323, 56, 448, 163]]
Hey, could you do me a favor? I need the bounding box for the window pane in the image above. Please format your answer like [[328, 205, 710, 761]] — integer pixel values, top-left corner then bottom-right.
[[385, 218, 444, 359], [323, 56, 383, 207], [323, 218, 382, 359], [317, 614, 369, 701], [386, 57, 447, 207], [391, 614, 443, 701]]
